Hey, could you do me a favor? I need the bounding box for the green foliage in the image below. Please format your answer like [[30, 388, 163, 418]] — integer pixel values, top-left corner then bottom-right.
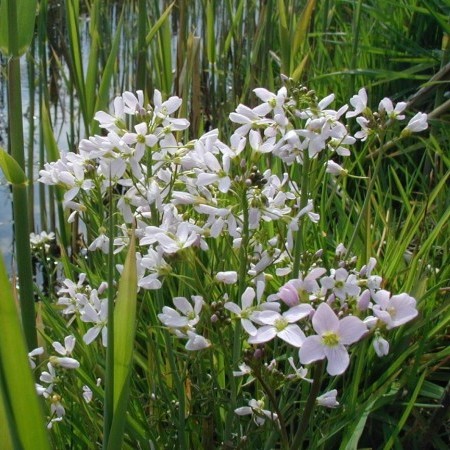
[[0, 254, 50, 450], [0, 0, 38, 56], [2, 0, 449, 449]]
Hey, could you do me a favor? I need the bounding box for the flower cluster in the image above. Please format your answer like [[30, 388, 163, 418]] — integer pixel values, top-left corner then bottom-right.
[[31, 336, 81, 429], [56, 273, 109, 346], [38, 82, 425, 434]]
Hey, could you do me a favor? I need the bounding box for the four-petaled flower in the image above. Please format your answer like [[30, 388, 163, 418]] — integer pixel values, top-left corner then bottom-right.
[[235, 398, 278, 426], [299, 303, 367, 375], [248, 304, 313, 347]]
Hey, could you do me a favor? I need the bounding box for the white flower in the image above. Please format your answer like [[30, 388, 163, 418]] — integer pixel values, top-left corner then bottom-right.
[[373, 335, 389, 357], [185, 331, 211, 351], [321, 268, 360, 300], [152, 222, 199, 254], [233, 363, 252, 377], [248, 305, 312, 347], [403, 112, 428, 134], [49, 356, 80, 370], [52, 335, 76, 356], [82, 385, 93, 403], [346, 88, 368, 118], [317, 389, 339, 408], [378, 98, 407, 120], [235, 398, 278, 426], [224, 287, 275, 336], [158, 296, 204, 330], [286, 357, 312, 382], [326, 160, 347, 176], [88, 232, 110, 253], [40, 363, 58, 389], [215, 271, 238, 284], [80, 299, 108, 346], [28, 347, 44, 369]]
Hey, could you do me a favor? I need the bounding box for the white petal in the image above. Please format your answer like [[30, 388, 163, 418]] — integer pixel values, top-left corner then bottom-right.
[[247, 326, 277, 344], [277, 325, 306, 347], [173, 297, 192, 315], [83, 326, 101, 345]]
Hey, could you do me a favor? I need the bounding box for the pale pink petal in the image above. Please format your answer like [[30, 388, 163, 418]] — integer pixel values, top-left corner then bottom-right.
[[235, 406, 252, 416], [173, 297, 193, 315], [83, 326, 101, 345], [278, 325, 306, 347], [339, 316, 367, 345], [256, 310, 280, 326], [224, 302, 242, 315], [299, 335, 325, 364], [323, 345, 349, 375], [242, 319, 257, 336], [284, 304, 313, 322], [312, 303, 339, 334], [248, 326, 277, 344], [241, 287, 255, 309]]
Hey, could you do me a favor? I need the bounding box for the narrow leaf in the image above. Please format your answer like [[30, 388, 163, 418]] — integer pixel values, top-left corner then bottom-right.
[[0, 0, 38, 56], [0, 148, 27, 185], [108, 231, 137, 448], [0, 254, 50, 449]]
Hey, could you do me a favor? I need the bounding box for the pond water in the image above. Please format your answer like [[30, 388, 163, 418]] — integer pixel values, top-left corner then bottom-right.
[[0, 12, 93, 269]]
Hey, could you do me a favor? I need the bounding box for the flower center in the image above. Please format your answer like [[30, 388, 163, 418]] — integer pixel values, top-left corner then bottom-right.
[[387, 306, 397, 318], [322, 331, 340, 347], [274, 317, 288, 332]]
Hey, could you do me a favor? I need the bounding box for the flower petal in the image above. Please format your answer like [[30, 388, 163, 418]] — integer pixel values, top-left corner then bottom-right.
[[323, 345, 349, 375], [312, 303, 339, 334], [278, 325, 306, 347], [299, 335, 325, 364], [339, 316, 367, 345], [248, 326, 277, 344]]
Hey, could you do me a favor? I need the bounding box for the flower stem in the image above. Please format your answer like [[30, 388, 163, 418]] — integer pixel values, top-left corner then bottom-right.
[[291, 360, 325, 449], [292, 152, 310, 277], [252, 366, 289, 449], [346, 144, 384, 256], [103, 182, 115, 448], [225, 185, 250, 439]]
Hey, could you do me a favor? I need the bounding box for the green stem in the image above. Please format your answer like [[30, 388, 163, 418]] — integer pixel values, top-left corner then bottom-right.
[[252, 367, 289, 449], [164, 332, 187, 450], [225, 185, 250, 439], [292, 152, 310, 277], [7, 0, 37, 351], [291, 360, 325, 449], [346, 144, 385, 256], [103, 183, 115, 448]]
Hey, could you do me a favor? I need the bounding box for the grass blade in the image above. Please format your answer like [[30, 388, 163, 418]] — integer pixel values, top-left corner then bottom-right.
[[0, 0, 38, 56], [0, 253, 50, 450], [105, 230, 137, 449]]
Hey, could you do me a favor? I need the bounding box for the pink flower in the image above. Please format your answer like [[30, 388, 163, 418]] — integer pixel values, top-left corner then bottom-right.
[[372, 290, 418, 329], [299, 303, 367, 375]]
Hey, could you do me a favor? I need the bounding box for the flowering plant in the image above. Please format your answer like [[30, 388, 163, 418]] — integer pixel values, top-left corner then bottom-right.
[[35, 80, 427, 448]]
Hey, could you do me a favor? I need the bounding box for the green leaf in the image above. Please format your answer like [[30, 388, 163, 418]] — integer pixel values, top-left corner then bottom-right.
[[0, 253, 51, 449], [0, 0, 38, 56], [107, 231, 137, 449], [0, 148, 27, 185], [145, 1, 174, 45]]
